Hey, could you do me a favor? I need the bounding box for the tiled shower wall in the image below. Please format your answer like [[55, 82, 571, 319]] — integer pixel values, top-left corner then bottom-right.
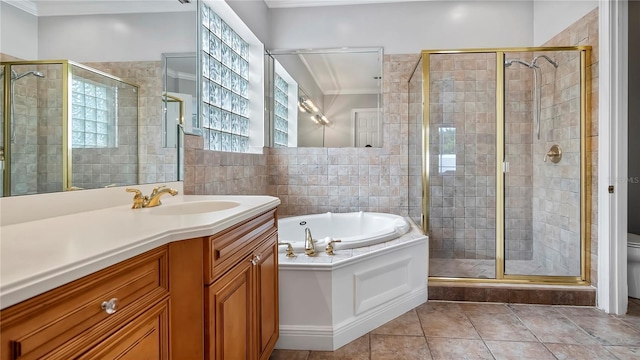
[[70, 66, 138, 190], [1, 58, 172, 194], [36, 63, 63, 193], [531, 50, 582, 275], [539, 9, 599, 280], [428, 53, 497, 260], [504, 54, 534, 261], [85, 61, 178, 185], [11, 68, 40, 194]]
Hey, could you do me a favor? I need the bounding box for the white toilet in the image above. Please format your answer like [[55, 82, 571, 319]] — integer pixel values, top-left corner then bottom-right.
[[628, 233, 640, 299]]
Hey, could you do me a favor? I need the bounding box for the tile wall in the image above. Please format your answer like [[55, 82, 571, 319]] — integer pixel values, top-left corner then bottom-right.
[[70, 65, 138, 190], [36, 63, 63, 193], [10, 66, 40, 194], [184, 54, 417, 218], [85, 61, 178, 185], [427, 52, 498, 260], [541, 8, 599, 283], [504, 52, 534, 262], [183, 134, 268, 195]]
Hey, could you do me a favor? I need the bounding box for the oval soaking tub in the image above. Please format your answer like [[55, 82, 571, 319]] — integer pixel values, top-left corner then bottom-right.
[[278, 211, 411, 251]]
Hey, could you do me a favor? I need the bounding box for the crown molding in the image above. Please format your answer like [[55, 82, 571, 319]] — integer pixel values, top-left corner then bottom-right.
[[3, 0, 38, 15], [167, 68, 197, 82], [2, 0, 195, 17]]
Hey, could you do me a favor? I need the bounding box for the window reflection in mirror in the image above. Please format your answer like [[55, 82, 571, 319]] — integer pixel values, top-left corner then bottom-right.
[[267, 48, 383, 148]]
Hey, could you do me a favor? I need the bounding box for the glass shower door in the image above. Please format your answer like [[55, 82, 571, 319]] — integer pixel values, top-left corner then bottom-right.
[[427, 52, 498, 279], [503, 50, 583, 278], [1, 64, 4, 196]]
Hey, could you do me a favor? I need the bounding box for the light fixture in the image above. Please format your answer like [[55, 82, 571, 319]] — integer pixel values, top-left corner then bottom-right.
[[178, 0, 191, 3], [310, 114, 330, 126], [298, 96, 319, 113]]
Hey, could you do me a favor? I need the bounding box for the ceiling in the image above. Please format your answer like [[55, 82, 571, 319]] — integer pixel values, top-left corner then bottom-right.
[[264, 0, 426, 8], [296, 51, 382, 95], [4, 0, 429, 16]]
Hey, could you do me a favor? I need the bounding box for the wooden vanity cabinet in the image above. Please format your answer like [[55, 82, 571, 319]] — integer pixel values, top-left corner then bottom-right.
[[0, 246, 169, 360], [0, 207, 279, 360], [204, 209, 279, 360]]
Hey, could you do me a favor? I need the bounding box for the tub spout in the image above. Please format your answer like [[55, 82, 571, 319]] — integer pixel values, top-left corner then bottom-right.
[[304, 228, 316, 256]]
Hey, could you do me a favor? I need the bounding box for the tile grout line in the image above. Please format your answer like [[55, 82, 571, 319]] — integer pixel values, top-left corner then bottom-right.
[[414, 307, 435, 359], [461, 307, 498, 360], [505, 303, 567, 359]]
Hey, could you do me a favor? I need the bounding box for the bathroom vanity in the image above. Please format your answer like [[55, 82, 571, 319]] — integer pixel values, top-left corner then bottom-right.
[[0, 192, 280, 360]]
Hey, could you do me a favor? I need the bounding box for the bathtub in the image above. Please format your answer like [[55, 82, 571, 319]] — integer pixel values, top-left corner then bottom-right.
[[276, 214, 428, 351], [278, 211, 411, 251]]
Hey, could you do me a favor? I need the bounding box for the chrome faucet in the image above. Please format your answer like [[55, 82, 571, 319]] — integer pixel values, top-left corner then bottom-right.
[[126, 185, 178, 209], [304, 228, 316, 256]]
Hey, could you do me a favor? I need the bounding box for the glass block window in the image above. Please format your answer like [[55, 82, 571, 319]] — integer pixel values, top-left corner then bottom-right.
[[273, 73, 289, 147], [71, 78, 116, 148], [201, 3, 250, 152]]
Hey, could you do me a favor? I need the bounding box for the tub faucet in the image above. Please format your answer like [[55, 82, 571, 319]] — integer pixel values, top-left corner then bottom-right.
[[304, 228, 316, 256]]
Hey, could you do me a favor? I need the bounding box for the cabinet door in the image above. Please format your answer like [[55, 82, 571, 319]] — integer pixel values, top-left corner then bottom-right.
[[206, 257, 254, 360], [76, 299, 169, 360], [254, 236, 279, 360]]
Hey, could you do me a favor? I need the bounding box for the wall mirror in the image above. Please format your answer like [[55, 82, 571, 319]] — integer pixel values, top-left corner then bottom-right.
[[267, 47, 383, 148], [0, 0, 196, 196]]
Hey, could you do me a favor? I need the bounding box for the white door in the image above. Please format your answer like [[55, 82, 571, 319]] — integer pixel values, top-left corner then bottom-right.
[[353, 108, 382, 147]]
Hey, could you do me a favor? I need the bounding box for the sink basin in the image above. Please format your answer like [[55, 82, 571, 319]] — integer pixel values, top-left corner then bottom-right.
[[148, 200, 240, 215]]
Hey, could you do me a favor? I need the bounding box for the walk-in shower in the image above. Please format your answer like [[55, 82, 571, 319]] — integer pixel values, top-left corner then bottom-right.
[[1, 60, 139, 197], [408, 46, 591, 284]]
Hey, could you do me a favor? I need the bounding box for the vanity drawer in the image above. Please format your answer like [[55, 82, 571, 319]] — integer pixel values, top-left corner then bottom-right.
[[0, 246, 169, 360], [204, 209, 277, 284]]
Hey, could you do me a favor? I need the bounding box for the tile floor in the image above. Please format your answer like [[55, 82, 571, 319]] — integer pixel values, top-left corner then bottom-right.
[[429, 259, 575, 278], [270, 298, 640, 360]]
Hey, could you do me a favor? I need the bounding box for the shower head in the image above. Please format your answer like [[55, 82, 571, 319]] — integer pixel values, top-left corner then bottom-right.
[[11, 70, 45, 81], [531, 55, 559, 68], [504, 59, 536, 68]]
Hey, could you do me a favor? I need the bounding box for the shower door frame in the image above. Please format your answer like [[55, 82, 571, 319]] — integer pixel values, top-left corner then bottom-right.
[[416, 46, 592, 285], [1, 60, 139, 196]]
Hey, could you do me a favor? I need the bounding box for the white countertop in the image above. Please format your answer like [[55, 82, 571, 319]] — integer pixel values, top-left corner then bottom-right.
[[0, 195, 280, 309]]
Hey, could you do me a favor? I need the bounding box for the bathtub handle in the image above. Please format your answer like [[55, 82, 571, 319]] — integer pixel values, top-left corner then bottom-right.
[[278, 242, 295, 257], [325, 240, 342, 256]]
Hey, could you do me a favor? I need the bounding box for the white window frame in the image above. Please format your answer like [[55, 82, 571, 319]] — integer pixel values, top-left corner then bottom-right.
[[200, 0, 264, 153], [274, 60, 298, 147]]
